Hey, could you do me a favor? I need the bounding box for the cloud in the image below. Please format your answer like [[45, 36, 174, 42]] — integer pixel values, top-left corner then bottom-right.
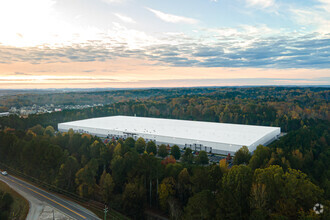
[[317, 0, 330, 12], [0, 0, 105, 47], [1, 29, 329, 69], [245, 0, 275, 9], [0, 75, 119, 82], [102, 0, 125, 4], [14, 72, 30, 75], [146, 8, 198, 24], [133, 77, 330, 86], [0, 1, 329, 70], [114, 13, 136, 24], [1, 77, 328, 88], [291, 7, 330, 35]]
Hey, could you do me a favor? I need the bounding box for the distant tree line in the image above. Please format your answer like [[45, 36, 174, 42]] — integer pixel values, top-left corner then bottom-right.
[[0, 87, 328, 133]]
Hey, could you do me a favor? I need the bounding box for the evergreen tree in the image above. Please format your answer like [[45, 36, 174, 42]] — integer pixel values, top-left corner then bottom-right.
[[171, 145, 181, 160]]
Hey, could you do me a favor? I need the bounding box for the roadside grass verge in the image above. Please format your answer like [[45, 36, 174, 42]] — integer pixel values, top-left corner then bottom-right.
[[85, 206, 130, 220], [0, 180, 29, 219], [0, 163, 129, 220]]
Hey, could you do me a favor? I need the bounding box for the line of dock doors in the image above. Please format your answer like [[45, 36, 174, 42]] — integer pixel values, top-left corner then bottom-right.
[[108, 134, 157, 143], [185, 143, 212, 153]]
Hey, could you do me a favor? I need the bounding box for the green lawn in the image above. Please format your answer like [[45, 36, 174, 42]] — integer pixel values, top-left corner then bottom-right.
[[0, 180, 29, 220]]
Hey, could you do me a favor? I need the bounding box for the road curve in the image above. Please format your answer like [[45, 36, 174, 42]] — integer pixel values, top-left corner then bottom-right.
[[0, 174, 100, 220]]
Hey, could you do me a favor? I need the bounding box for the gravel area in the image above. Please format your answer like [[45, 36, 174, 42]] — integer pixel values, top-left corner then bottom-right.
[[38, 206, 74, 220]]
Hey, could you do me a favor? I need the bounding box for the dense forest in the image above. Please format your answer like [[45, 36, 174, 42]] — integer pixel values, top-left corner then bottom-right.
[[0, 87, 329, 219]]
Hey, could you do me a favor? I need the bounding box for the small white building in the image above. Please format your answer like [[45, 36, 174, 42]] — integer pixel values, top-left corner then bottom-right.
[[58, 116, 281, 155], [0, 112, 10, 117]]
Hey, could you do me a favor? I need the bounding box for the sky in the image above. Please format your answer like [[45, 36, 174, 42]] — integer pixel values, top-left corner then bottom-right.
[[0, 0, 329, 89]]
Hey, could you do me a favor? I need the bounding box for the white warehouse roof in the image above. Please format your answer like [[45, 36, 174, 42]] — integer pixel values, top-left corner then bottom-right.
[[58, 116, 280, 155]]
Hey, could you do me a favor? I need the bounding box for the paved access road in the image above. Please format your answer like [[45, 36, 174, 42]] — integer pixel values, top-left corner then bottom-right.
[[0, 174, 100, 220]]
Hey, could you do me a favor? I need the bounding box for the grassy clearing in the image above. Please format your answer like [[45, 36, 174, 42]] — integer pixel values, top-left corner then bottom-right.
[[0, 180, 29, 220]]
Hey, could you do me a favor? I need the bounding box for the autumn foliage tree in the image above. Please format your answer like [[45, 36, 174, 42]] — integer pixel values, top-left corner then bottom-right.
[[146, 141, 157, 155], [99, 170, 114, 204], [161, 155, 176, 166], [219, 165, 253, 219], [135, 137, 146, 154], [233, 146, 251, 165], [122, 180, 146, 218], [159, 177, 176, 211]]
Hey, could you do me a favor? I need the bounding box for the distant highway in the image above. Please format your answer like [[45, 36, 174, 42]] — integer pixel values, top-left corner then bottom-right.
[[0, 174, 100, 220]]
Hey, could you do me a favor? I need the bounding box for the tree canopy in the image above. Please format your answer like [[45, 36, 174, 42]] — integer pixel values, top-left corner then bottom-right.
[[0, 87, 328, 219], [170, 145, 181, 160]]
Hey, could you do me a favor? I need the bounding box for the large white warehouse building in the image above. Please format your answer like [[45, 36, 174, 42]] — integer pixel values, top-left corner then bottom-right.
[[58, 116, 280, 155]]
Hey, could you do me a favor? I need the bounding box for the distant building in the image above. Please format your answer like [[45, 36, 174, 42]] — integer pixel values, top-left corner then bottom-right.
[[0, 112, 10, 117], [58, 116, 281, 155]]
